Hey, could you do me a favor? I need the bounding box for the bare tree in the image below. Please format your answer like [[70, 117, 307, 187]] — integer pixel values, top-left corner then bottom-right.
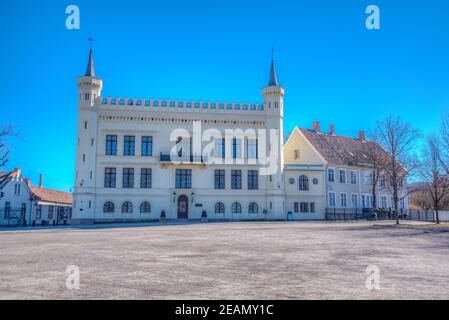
[[419, 134, 449, 224], [0, 125, 14, 168], [375, 116, 420, 224], [363, 129, 388, 210], [440, 111, 449, 175]]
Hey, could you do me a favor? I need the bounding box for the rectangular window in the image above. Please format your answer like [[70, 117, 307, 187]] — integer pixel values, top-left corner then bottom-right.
[[176, 169, 192, 189], [352, 194, 358, 208], [104, 168, 116, 188], [247, 139, 258, 159], [232, 138, 241, 159], [124, 136, 135, 156], [123, 168, 134, 188], [328, 168, 335, 183], [248, 170, 258, 190], [362, 194, 373, 208], [36, 205, 42, 220], [214, 170, 225, 189], [339, 169, 346, 183], [350, 170, 357, 184], [141, 136, 153, 156], [380, 175, 386, 187], [4, 202, 10, 219], [15, 183, 21, 195], [214, 139, 225, 159], [140, 168, 152, 188], [340, 193, 347, 207], [364, 171, 373, 185], [48, 206, 54, 220], [329, 192, 336, 207], [300, 202, 309, 213], [231, 170, 242, 189], [381, 196, 387, 208], [21, 203, 26, 218], [310, 202, 315, 213], [294, 202, 299, 213], [106, 135, 117, 155]]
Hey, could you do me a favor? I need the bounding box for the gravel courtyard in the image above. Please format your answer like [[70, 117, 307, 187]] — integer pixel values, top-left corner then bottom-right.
[[0, 221, 448, 300]]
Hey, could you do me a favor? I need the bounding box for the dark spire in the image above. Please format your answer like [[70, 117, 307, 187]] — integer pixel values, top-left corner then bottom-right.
[[85, 38, 95, 77], [268, 49, 278, 86]]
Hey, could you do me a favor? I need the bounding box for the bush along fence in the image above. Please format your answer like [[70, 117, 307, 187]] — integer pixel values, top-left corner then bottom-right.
[[325, 208, 435, 222]]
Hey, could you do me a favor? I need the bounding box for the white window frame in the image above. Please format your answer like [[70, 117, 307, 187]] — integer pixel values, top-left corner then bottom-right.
[[351, 193, 358, 208], [329, 192, 336, 207], [247, 139, 257, 159], [350, 170, 357, 184], [381, 196, 387, 208], [214, 138, 224, 159], [340, 192, 347, 208], [328, 168, 335, 183], [362, 193, 373, 208], [339, 169, 346, 184], [364, 171, 373, 185]]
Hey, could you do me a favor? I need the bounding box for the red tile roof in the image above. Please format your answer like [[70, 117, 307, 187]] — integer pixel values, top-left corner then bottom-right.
[[300, 128, 388, 167], [30, 186, 73, 205]]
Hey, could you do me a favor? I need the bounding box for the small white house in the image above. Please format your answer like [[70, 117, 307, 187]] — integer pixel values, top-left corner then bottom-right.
[[0, 168, 73, 227]]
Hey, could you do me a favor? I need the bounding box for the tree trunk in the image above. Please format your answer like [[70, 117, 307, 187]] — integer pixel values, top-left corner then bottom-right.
[[435, 198, 440, 224], [394, 191, 400, 225]]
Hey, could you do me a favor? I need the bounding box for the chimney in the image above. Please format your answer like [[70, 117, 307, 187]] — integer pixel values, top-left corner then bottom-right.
[[329, 124, 335, 135], [13, 168, 21, 176], [312, 121, 320, 132], [25, 178, 31, 186], [358, 131, 365, 141], [39, 174, 43, 188]]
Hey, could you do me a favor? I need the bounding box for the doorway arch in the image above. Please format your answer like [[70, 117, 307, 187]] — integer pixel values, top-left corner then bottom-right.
[[177, 195, 188, 219]]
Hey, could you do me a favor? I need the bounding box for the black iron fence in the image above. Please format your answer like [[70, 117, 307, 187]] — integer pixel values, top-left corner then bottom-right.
[[0, 209, 25, 226], [325, 208, 435, 222]]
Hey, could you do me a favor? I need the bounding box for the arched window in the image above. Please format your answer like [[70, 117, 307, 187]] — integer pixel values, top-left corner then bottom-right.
[[122, 201, 133, 213], [232, 202, 242, 214], [103, 201, 114, 213], [299, 175, 309, 191], [215, 202, 225, 214], [249, 202, 258, 214], [140, 202, 151, 213]]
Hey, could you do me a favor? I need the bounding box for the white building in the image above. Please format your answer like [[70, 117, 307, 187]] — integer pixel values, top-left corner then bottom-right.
[[0, 169, 73, 226], [72, 49, 407, 224], [284, 125, 408, 218]]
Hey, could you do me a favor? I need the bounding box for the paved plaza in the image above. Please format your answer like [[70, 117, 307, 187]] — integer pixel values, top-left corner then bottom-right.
[[0, 221, 448, 299]]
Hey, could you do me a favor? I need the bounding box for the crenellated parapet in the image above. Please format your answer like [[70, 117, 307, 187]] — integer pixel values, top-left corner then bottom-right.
[[96, 96, 265, 112]]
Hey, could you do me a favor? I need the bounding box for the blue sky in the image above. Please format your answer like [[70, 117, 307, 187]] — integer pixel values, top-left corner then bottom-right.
[[1, 0, 448, 191]]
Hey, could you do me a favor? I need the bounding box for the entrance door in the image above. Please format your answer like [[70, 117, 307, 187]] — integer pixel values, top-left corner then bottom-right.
[[177, 195, 188, 219]]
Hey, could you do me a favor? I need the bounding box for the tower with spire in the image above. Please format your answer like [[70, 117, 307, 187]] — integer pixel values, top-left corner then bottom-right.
[[263, 52, 285, 218], [73, 42, 102, 224]]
